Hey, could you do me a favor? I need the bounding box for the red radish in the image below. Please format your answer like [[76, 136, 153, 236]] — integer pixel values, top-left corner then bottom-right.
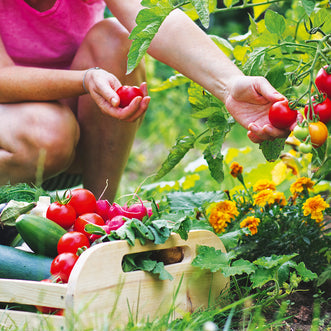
[[125, 203, 147, 220], [95, 199, 111, 221], [106, 215, 126, 230]]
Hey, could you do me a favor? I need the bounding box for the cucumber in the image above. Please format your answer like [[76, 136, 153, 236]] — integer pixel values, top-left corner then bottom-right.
[[15, 214, 67, 258], [0, 244, 52, 280]]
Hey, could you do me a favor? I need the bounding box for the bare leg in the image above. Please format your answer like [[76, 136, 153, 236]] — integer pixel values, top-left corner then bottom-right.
[[0, 102, 79, 185], [68, 18, 146, 201]]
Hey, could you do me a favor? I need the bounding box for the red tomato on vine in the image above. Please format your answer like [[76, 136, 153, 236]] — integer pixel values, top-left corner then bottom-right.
[[268, 100, 297, 129], [315, 65, 331, 99], [304, 96, 331, 124], [74, 212, 105, 237], [57, 231, 90, 255]]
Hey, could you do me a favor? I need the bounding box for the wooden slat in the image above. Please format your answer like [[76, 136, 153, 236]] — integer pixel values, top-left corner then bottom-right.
[[0, 309, 65, 330], [0, 279, 67, 308]]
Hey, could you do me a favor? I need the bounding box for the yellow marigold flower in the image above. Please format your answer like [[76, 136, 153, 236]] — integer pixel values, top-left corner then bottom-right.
[[240, 216, 261, 235], [230, 162, 243, 178], [253, 179, 276, 192], [208, 200, 239, 234], [303, 195, 329, 223], [273, 191, 287, 206], [290, 177, 315, 195], [253, 189, 275, 207]]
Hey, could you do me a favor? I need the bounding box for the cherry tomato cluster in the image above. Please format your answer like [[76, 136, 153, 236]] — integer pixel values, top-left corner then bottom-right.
[[46, 188, 153, 284], [269, 65, 331, 153]]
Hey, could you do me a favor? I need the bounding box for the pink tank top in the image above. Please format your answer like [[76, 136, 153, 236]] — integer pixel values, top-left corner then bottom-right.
[[0, 0, 106, 69]]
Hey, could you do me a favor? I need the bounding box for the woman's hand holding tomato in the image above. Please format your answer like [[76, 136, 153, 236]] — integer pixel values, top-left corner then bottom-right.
[[83, 68, 150, 122]]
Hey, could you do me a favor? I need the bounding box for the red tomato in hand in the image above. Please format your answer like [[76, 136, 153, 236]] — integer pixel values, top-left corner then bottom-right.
[[46, 202, 76, 229], [116, 85, 144, 108], [304, 96, 331, 124], [74, 212, 105, 237], [308, 121, 329, 148], [315, 65, 331, 99], [50, 252, 78, 283], [67, 188, 96, 216], [269, 100, 297, 129], [57, 231, 90, 255]]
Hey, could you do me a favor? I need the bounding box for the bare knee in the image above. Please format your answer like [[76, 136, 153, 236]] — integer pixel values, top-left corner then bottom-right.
[[0, 102, 80, 184]]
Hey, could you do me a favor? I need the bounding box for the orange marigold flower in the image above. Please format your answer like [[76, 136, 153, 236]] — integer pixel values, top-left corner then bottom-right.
[[230, 162, 243, 178], [240, 216, 261, 235], [253, 189, 275, 207], [273, 191, 287, 206], [303, 195, 329, 223], [290, 177, 315, 195], [208, 200, 239, 234], [253, 179, 276, 192]]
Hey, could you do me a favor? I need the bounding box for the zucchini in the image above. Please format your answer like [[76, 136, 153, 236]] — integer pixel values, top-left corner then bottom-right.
[[0, 244, 52, 280], [15, 214, 66, 258]]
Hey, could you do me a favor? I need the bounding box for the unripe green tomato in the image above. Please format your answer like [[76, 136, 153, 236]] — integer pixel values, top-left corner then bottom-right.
[[293, 125, 309, 140], [299, 142, 313, 154]]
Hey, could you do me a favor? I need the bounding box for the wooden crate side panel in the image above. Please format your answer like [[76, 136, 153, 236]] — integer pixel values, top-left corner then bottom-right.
[[65, 230, 229, 326]]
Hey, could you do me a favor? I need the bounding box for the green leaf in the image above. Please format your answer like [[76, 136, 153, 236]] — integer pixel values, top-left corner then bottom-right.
[[302, 0, 316, 17], [259, 138, 286, 162], [265, 61, 286, 89], [153, 134, 196, 181], [189, 0, 210, 28], [317, 265, 331, 287], [242, 48, 266, 76], [167, 190, 226, 215], [221, 259, 256, 278], [295, 262, 318, 282], [203, 146, 224, 183], [191, 245, 232, 272], [250, 267, 274, 288], [150, 74, 190, 92], [254, 254, 298, 269], [264, 10, 286, 36], [127, 0, 174, 73]]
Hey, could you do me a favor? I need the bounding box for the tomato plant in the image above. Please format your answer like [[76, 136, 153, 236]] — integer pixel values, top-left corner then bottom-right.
[[116, 85, 144, 108], [268, 100, 297, 129], [50, 252, 78, 283], [315, 65, 331, 99], [67, 188, 96, 216], [74, 212, 105, 237], [46, 201, 76, 229], [57, 231, 90, 255], [308, 121, 329, 148], [304, 96, 331, 124]]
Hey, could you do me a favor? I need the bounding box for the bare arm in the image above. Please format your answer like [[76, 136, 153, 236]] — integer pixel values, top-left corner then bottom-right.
[[108, 0, 288, 142]]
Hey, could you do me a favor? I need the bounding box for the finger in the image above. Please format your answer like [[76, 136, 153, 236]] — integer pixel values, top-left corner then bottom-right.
[[139, 82, 149, 97], [124, 97, 151, 122], [247, 130, 264, 144], [254, 77, 286, 103], [262, 124, 290, 139]]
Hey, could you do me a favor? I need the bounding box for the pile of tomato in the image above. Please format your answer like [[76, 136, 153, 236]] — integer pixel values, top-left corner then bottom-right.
[[45, 188, 152, 285], [268, 65, 331, 152]]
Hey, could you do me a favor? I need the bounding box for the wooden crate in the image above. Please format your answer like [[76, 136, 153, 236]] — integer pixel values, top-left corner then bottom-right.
[[0, 230, 229, 330]]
